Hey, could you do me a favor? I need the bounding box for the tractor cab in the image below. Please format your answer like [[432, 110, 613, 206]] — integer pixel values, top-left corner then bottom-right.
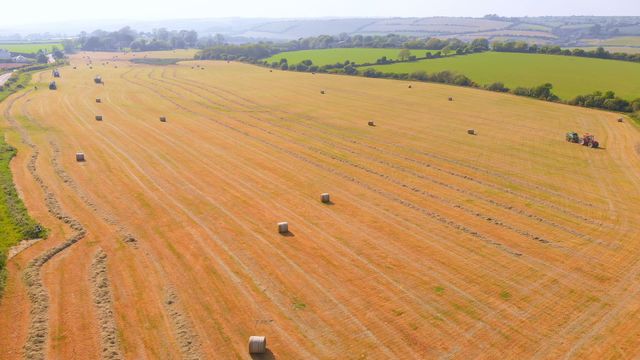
[[49, 81, 57, 90]]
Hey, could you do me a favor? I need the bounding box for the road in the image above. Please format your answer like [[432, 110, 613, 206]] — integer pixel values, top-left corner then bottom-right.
[[0, 71, 12, 87]]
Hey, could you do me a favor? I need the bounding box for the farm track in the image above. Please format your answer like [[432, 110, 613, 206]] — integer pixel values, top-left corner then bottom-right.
[[0, 55, 638, 358]]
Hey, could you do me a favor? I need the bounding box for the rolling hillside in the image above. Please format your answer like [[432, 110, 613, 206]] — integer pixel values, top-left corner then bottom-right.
[[0, 52, 639, 358]]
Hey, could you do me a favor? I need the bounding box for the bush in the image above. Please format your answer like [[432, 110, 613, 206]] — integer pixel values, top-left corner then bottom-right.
[[570, 91, 631, 112], [486, 82, 509, 92]]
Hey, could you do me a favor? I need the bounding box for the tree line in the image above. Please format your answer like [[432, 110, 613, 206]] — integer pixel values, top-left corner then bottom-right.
[[491, 41, 640, 63], [62, 27, 199, 52]]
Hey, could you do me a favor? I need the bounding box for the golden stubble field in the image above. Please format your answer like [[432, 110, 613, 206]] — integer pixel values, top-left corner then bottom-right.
[[0, 52, 639, 359]]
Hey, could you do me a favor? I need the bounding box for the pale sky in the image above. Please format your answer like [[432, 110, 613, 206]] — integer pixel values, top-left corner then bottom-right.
[[0, 0, 638, 27]]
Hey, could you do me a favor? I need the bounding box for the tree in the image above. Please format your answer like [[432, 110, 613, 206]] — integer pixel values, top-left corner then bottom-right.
[[398, 49, 411, 61], [36, 51, 48, 64]]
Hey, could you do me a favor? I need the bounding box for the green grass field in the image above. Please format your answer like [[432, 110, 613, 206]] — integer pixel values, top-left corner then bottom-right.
[[264, 48, 427, 66], [362, 52, 640, 100], [0, 43, 61, 53]]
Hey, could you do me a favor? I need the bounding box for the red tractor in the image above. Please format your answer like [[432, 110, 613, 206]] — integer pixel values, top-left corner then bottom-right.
[[581, 133, 600, 148]]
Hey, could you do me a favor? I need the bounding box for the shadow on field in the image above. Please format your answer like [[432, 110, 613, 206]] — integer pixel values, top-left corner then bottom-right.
[[280, 231, 295, 237], [251, 349, 276, 360]]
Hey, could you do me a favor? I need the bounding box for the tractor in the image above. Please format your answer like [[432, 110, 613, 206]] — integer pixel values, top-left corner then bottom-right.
[[566, 132, 580, 143], [52, 69, 60, 78], [581, 134, 600, 148], [48, 81, 57, 90], [94, 75, 102, 84]]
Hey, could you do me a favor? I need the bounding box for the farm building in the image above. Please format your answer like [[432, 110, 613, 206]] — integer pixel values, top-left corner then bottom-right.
[[12, 55, 29, 63]]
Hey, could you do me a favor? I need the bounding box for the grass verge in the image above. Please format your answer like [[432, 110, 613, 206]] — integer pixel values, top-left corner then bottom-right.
[[0, 67, 48, 297]]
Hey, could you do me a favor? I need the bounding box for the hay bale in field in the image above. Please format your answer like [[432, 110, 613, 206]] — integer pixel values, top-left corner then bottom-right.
[[408, 85, 412, 88], [320, 90, 325, 94], [321, 193, 330, 203], [95, 115, 103, 121], [160, 116, 167, 122], [278, 222, 288, 234], [448, 97, 453, 101], [96, 98, 101, 103], [368, 121, 376, 127], [248, 336, 266, 354], [618, 118, 624, 123], [76, 152, 85, 162], [467, 129, 476, 135]]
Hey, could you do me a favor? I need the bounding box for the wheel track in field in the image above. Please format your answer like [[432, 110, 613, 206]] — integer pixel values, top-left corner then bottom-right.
[[166, 66, 604, 213], [159, 67, 608, 236], [4, 91, 87, 360], [127, 67, 602, 290]]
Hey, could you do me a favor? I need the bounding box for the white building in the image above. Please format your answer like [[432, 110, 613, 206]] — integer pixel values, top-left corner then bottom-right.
[[12, 55, 29, 63], [0, 49, 11, 60]]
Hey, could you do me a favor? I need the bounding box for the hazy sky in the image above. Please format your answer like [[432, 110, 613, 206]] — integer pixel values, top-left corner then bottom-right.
[[0, 0, 638, 26]]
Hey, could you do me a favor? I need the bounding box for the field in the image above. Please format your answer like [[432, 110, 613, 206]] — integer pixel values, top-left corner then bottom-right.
[[0, 52, 639, 358], [363, 52, 640, 100], [584, 36, 640, 46], [0, 43, 61, 53], [265, 48, 413, 66]]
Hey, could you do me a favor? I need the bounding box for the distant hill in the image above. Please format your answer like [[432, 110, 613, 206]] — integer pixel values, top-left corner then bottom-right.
[[2, 16, 640, 48]]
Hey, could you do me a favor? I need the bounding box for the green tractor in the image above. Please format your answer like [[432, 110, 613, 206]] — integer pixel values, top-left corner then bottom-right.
[[566, 132, 580, 143]]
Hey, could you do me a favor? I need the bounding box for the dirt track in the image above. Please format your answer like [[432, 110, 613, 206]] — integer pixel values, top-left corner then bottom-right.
[[0, 52, 639, 359]]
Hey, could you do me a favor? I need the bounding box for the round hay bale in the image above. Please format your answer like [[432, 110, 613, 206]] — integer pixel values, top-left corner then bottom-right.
[[95, 115, 103, 121], [160, 116, 167, 122], [76, 152, 85, 162], [278, 222, 288, 234], [320, 90, 325, 94], [467, 129, 476, 135], [448, 97, 453, 101], [321, 193, 330, 203], [96, 98, 101, 103], [248, 336, 267, 354]]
